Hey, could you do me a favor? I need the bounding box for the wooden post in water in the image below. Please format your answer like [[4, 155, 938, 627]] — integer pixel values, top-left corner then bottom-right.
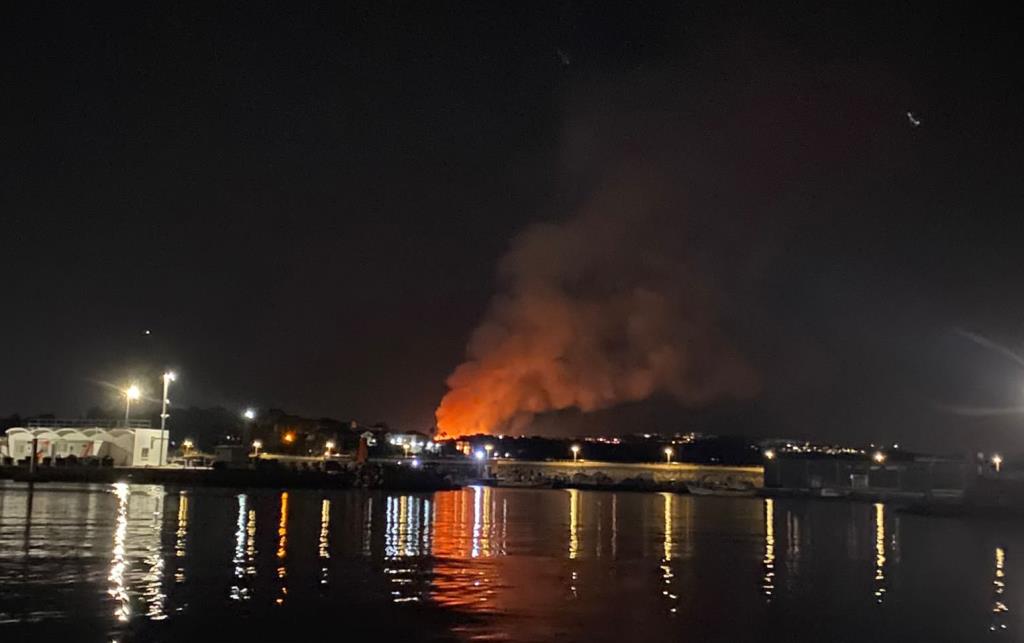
[[28, 437, 38, 474]]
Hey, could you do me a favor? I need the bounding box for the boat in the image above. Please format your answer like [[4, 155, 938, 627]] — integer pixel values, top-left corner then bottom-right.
[[685, 478, 757, 497]]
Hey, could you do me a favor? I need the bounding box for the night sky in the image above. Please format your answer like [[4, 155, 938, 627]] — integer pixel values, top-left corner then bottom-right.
[[4, 4, 1024, 452]]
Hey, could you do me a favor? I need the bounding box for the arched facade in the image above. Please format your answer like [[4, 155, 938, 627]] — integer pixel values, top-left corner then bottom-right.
[[4, 426, 168, 466]]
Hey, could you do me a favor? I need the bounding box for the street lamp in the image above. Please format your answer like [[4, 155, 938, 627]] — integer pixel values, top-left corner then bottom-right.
[[570, 444, 581, 462], [325, 440, 335, 457], [992, 454, 1003, 473], [252, 439, 263, 457], [241, 407, 257, 449], [484, 443, 494, 459], [159, 372, 176, 466], [872, 451, 886, 464], [182, 439, 194, 455], [124, 384, 141, 428], [664, 446, 674, 464], [764, 449, 776, 461]]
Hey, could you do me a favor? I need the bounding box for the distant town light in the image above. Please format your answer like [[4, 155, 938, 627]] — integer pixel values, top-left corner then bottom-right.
[[764, 449, 776, 460], [411, 458, 421, 468], [473, 450, 485, 461], [243, 408, 256, 421], [283, 432, 296, 444], [873, 451, 886, 464]]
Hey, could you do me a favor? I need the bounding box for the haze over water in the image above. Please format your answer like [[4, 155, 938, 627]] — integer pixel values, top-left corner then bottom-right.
[[0, 481, 1018, 642]]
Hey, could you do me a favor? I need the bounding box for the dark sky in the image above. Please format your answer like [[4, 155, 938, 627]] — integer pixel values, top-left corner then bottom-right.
[[4, 3, 1024, 452]]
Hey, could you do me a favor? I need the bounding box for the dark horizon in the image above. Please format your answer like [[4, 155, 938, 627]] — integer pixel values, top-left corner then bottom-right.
[[5, 4, 1024, 453]]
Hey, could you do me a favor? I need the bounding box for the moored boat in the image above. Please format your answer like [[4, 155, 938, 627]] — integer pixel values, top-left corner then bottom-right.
[[685, 479, 757, 497]]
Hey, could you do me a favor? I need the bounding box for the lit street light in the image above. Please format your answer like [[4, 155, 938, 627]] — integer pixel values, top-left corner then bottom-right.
[[252, 439, 263, 457], [473, 450, 485, 461], [484, 443, 494, 459], [571, 444, 581, 462], [664, 446, 674, 464], [764, 449, 776, 461], [124, 384, 141, 428], [993, 454, 1003, 473], [159, 372, 176, 466], [241, 408, 257, 451], [182, 439, 194, 455], [325, 440, 335, 457], [873, 451, 886, 464]]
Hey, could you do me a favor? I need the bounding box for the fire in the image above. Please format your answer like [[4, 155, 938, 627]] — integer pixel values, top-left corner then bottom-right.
[[435, 172, 758, 439]]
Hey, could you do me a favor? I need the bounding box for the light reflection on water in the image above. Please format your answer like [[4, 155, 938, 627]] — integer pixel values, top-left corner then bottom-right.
[[762, 498, 775, 600], [874, 502, 887, 603], [0, 481, 1022, 641]]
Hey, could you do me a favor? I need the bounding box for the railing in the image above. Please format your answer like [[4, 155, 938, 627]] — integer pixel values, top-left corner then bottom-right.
[[26, 418, 152, 429]]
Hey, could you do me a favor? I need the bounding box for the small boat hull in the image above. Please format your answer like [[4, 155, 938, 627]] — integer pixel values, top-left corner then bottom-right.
[[686, 483, 756, 497]]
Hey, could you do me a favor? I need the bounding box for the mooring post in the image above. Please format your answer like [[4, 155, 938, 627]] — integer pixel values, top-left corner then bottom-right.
[[28, 437, 38, 474]]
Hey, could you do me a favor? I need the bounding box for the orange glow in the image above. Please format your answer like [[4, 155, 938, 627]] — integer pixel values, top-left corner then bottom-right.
[[282, 431, 296, 444], [433, 199, 759, 439]]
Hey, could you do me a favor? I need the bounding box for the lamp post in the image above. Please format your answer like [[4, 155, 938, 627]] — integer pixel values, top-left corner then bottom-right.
[[325, 440, 335, 457], [159, 372, 176, 466], [571, 444, 581, 462], [124, 384, 141, 428], [993, 454, 1003, 473], [252, 439, 263, 457], [664, 446, 673, 464], [241, 408, 256, 449], [484, 443, 494, 459]]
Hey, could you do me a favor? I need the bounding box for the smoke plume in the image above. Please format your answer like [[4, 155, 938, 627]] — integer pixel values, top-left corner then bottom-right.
[[435, 168, 758, 437]]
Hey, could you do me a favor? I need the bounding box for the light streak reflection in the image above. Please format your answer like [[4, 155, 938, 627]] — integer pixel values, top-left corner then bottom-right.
[[762, 498, 775, 600], [108, 483, 131, 622]]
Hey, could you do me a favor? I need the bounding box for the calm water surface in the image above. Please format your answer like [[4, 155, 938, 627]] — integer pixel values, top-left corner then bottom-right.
[[0, 481, 1019, 642]]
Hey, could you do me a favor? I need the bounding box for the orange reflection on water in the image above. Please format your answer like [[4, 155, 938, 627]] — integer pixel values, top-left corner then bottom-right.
[[433, 486, 498, 560], [568, 489, 580, 560], [430, 488, 503, 612]]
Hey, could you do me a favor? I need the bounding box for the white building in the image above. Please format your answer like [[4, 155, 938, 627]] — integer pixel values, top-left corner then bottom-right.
[[4, 423, 170, 467]]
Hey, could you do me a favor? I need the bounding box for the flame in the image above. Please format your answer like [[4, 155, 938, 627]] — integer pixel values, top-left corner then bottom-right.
[[435, 174, 757, 438]]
